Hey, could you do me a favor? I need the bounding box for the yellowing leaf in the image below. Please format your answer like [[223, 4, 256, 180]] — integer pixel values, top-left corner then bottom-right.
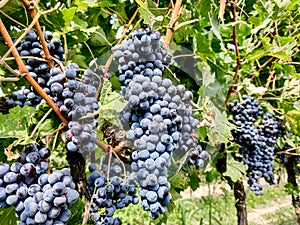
[[4, 144, 19, 161], [218, 0, 226, 22]]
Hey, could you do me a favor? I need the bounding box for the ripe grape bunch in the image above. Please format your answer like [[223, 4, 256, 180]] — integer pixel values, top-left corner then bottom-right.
[[6, 30, 65, 108], [0, 144, 79, 225], [229, 95, 282, 195], [87, 165, 139, 225], [5, 29, 100, 154], [49, 64, 100, 154], [113, 27, 208, 218]]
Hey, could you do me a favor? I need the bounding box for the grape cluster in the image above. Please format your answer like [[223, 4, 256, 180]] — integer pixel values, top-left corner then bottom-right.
[[87, 166, 139, 225], [0, 144, 79, 224], [113, 27, 208, 218], [60, 67, 100, 153], [112, 27, 171, 75], [229, 95, 282, 195], [6, 30, 64, 108], [0, 144, 50, 208], [7, 34, 100, 153], [17, 168, 79, 225]]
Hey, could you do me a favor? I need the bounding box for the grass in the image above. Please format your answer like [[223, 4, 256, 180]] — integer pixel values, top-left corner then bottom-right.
[[263, 205, 295, 225], [114, 184, 295, 225]]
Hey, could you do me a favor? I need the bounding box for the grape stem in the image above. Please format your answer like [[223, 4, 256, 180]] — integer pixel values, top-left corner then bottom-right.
[[0, 57, 22, 78], [0, 18, 69, 125], [257, 69, 276, 100], [111, 149, 127, 178], [95, 139, 110, 152], [224, 1, 241, 107], [22, 0, 54, 68], [251, 57, 275, 79], [165, 0, 182, 47], [46, 124, 65, 137], [0, 10, 41, 64]]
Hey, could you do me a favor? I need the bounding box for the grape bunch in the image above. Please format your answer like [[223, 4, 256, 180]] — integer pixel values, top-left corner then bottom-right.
[[7, 34, 100, 154], [112, 27, 171, 78], [17, 168, 79, 225], [6, 30, 64, 108], [58, 67, 100, 153], [0, 144, 50, 208], [0, 144, 79, 224], [229, 95, 282, 195], [87, 166, 139, 225], [113, 27, 208, 218]]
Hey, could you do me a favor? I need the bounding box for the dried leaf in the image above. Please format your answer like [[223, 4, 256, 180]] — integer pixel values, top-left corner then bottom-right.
[[218, 0, 226, 22], [4, 144, 19, 161]]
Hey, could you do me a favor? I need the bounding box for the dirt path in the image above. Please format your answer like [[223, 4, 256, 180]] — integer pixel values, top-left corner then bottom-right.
[[179, 183, 293, 225], [247, 195, 292, 225]]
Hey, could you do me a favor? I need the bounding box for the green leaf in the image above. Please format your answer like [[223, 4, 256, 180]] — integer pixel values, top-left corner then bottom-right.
[[206, 101, 231, 146], [90, 27, 109, 46], [0, 106, 36, 139], [197, 61, 215, 87], [251, 18, 272, 34], [278, 36, 295, 46], [267, 51, 292, 62], [0, 207, 18, 225], [243, 78, 267, 95], [97, 80, 127, 127], [99, 80, 127, 112], [61, 7, 77, 30], [78, 0, 114, 7], [205, 168, 219, 183], [135, 0, 148, 9], [67, 29, 89, 44], [96, 0, 115, 7], [189, 170, 201, 191], [67, 51, 88, 68], [223, 156, 246, 182], [74, 0, 89, 11], [247, 49, 267, 61], [43, 10, 65, 31], [135, 0, 155, 24], [169, 171, 189, 190]]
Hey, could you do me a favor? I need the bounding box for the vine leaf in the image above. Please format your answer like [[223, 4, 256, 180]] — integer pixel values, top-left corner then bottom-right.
[[0, 106, 36, 139], [223, 155, 246, 182], [206, 101, 231, 146], [169, 171, 188, 190], [197, 61, 215, 87], [98, 80, 127, 126], [243, 78, 267, 95], [0, 207, 18, 225], [61, 7, 77, 30], [135, 0, 155, 24], [99, 80, 127, 112]]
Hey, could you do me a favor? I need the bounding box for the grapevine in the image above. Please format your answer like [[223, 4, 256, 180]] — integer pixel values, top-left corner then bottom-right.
[[0, 1, 299, 225]]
